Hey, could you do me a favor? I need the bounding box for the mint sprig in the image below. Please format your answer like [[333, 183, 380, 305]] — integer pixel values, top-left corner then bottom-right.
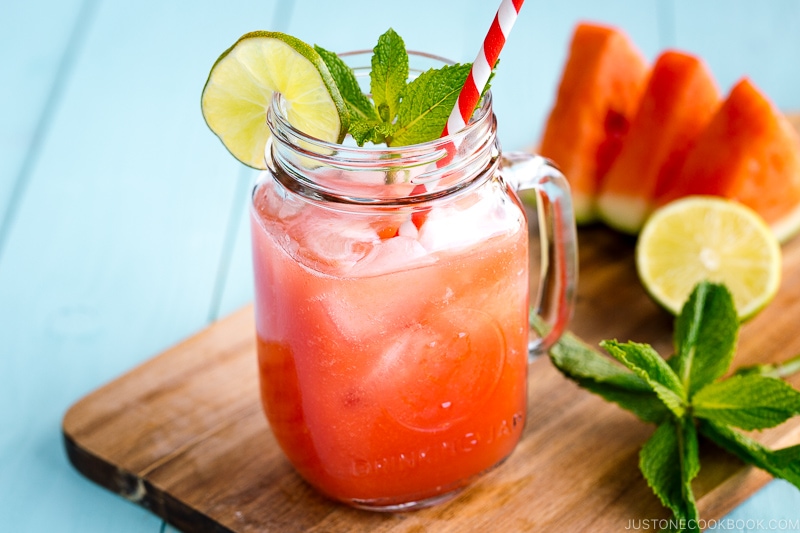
[[602, 340, 688, 418], [313, 46, 377, 124], [671, 281, 739, 396], [699, 420, 800, 486], [693, 374, 800, 430], [391, 63, 471, 146], [370, 28, 407, 124], [640, 418, 699, 525], [316, 28, 491, 147], [544, 281, 800, 530]]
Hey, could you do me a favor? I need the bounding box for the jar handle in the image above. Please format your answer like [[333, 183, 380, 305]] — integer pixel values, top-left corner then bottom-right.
[[501, 152, 578, 360]]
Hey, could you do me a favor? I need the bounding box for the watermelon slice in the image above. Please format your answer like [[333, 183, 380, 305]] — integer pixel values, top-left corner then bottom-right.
[[657, 78, 800, 242], [539, 23, 649, 224], [596, 50, 720, 234]]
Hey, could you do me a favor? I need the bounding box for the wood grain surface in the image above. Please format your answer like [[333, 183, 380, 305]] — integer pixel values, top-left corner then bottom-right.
[[62, 216, 800, 532]]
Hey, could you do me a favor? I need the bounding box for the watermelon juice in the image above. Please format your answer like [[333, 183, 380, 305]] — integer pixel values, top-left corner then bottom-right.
[[250, 169, 530, 509], [248, 63, 578, 508]]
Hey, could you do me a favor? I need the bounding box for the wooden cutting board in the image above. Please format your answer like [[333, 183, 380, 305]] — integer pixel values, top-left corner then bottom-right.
[[64, 118, 800, 533]]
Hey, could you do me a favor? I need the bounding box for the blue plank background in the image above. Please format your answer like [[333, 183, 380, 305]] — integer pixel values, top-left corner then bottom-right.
[[0, 0, 87, 251], [2, 1, 800, 532], [672, 0, 800, 113]]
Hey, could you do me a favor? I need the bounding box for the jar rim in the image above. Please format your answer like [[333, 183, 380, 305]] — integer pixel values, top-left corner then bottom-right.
[[337, 48, 456, 67], [267, 90, 494, 166], [263, 50, 498, 206]]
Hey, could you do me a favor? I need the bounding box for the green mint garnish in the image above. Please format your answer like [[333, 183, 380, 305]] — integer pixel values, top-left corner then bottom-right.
[[346, 119, 392, 147], [314, 45, 377, 124], [317, 28, 492, 147], [542, 281, 800, 531], [370, 28, 407, 125], [692, 374, 800, 430], [733, 353, 800, 379], [391, 63, 471, 146], [639, 417, 700, 526], [671, 281, 738, 396], [699, 420, 800, 486], [601, 340, 687, 418], [547, 331, 671, 424]]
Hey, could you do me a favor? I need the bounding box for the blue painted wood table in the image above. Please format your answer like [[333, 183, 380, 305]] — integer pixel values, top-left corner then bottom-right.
[[3, 1, 800, 531]]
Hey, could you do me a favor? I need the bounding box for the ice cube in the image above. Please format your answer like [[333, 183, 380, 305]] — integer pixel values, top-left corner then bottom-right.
[[417, 199, 517, 253], [289, 214, 379, 274], [348, 234, 434, 277]]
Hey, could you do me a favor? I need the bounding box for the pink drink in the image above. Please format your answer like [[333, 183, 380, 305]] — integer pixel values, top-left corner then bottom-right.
[[249, 50, 577, 509], [251, 167, 530, 508]]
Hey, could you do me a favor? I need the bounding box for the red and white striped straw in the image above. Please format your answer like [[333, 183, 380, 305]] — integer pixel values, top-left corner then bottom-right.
[[406, 0, 524, 231], [442, 0, 525, 137]]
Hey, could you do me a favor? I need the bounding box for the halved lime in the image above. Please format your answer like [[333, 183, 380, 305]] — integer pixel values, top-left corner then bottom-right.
[[636, 196, 782, 321], [201, 31, 349, 169]]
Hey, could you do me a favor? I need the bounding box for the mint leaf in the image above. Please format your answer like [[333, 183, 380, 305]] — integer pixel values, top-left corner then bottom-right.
[[693, 374, 800, 430], [315, 45, 377, 123], [548, 331, 670, 423], [680, 416, 701, 495], [773, 444, 800, 470], [601, 340, 687, 418], [698, 420, 800, 488], [371, 28, 407, 124], [550, 331, 650, 386], [673, 282, 739, 396], [734, 353, 800, 379], [390, 63, 471, 146], [348, 118, 393, 146], [576, 381, 671, 425], [639, 420, 700, 529]]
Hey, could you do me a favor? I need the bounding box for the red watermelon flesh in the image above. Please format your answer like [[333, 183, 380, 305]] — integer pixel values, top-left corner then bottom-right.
[[656, 78, 800, 242], [538, 23, 649, 224], [596, 50, 720, 233]]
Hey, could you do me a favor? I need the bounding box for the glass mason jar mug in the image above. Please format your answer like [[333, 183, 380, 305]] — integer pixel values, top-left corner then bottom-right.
[[250, 51, 578, 511]]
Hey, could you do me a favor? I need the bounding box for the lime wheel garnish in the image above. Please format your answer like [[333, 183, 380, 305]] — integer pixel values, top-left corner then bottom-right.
[[201, 31, 349, 169]]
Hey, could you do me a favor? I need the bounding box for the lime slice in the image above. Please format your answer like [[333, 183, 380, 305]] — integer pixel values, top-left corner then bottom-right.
[[636, 196, 782, 321], [201, 31, 349, 169]]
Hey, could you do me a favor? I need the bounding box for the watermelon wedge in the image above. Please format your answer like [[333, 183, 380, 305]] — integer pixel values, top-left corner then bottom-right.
[[539, 23, 649, 224], [596, 50, 720, 234], [656, 78, 800, 242]]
